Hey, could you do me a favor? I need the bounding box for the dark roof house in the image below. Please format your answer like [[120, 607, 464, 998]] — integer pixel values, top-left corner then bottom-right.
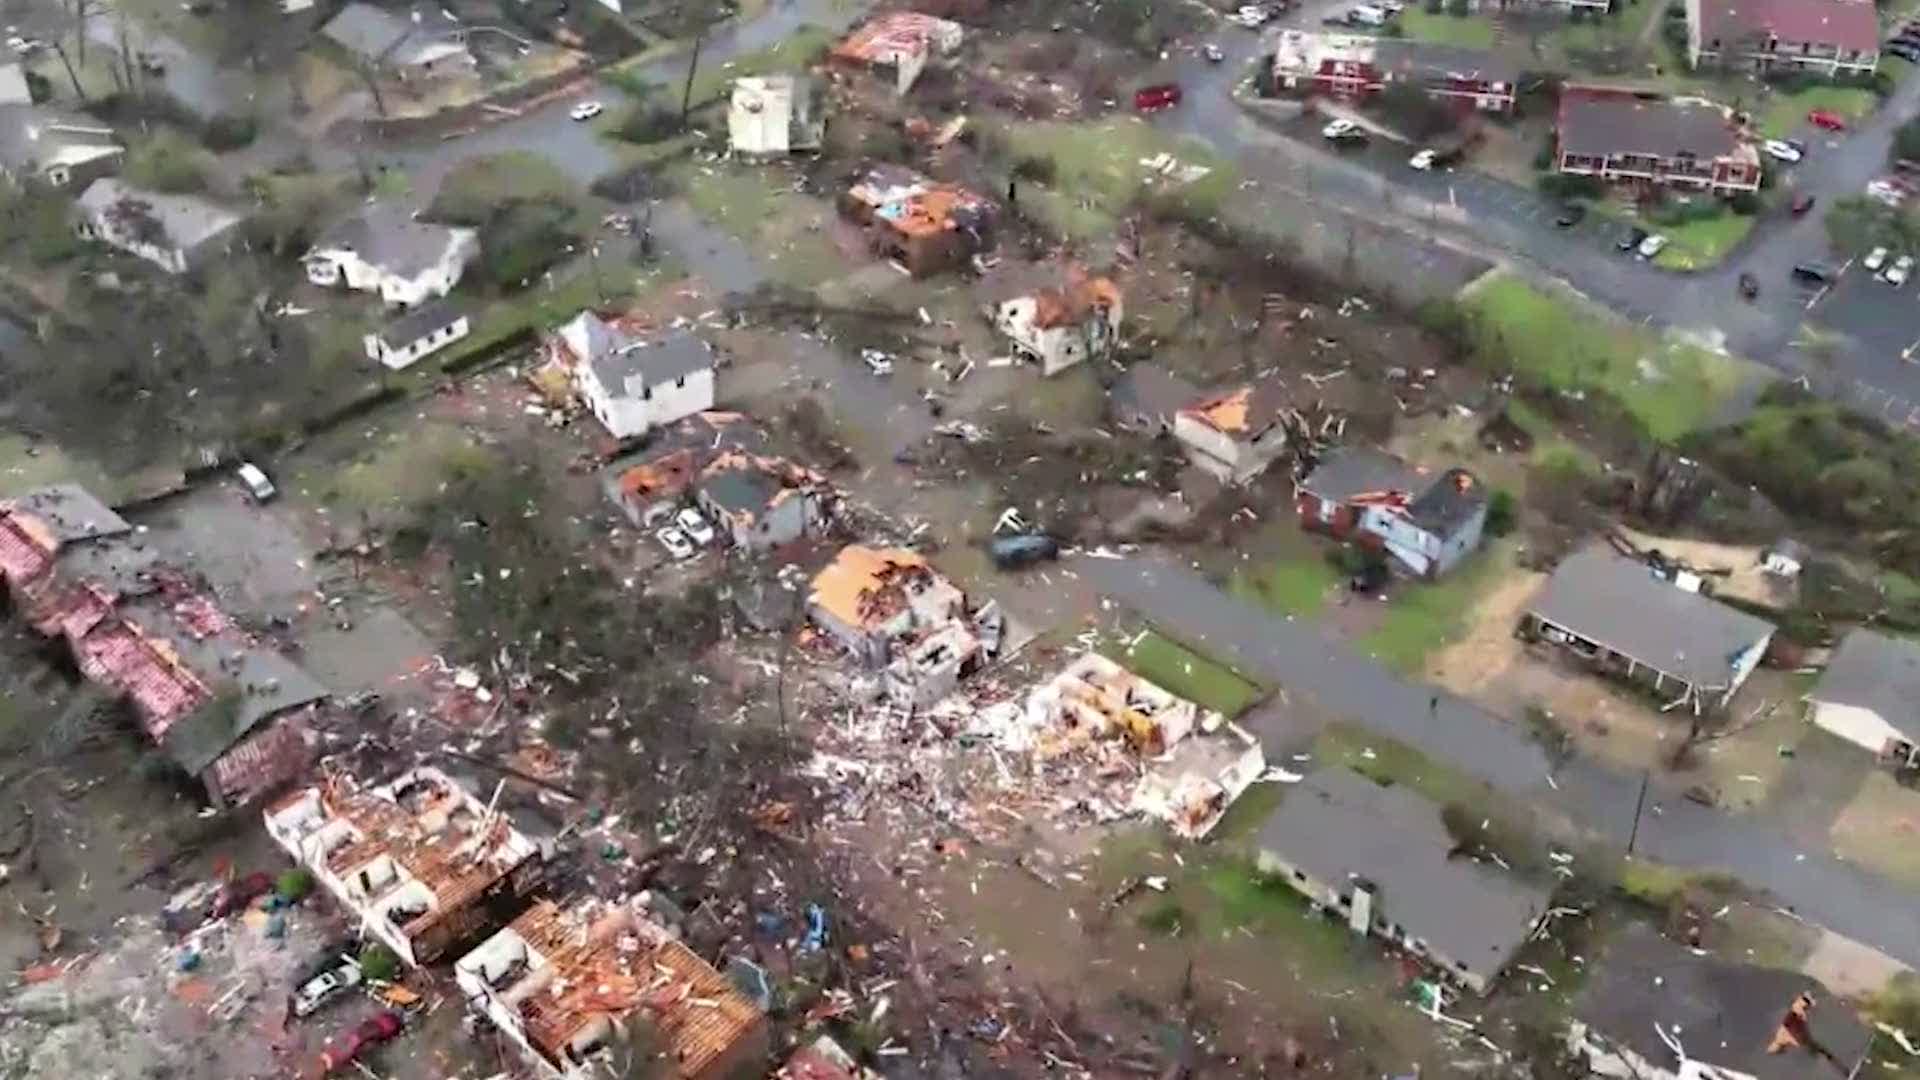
[[1571, 925, 1873, 1080], [322, 2, 470, 72], [1808, 628, 1920, 761], [1557, 92, 1741, 161], [1690, 0, 1879, 74]]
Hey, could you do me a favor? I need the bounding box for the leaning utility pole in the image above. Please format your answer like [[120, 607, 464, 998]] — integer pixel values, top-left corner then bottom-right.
[[678, 27, 705, 125]]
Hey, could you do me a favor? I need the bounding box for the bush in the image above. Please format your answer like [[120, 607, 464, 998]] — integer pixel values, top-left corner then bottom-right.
[[275, 868, 313, 902], [1537, 173, 1603, 200], [1896, 116, 1920, 164], [478, 198, 582, 288], [614, 104, 684, 145], [358, 942, 399, 982], [1011, 154, 1056, 183], [1727, 191, 1760, 215], [124, 130, 210, 193], [1485, 489, 1518, 537], [1137, 899, 1187, 935], [202, 113, 258, 152]]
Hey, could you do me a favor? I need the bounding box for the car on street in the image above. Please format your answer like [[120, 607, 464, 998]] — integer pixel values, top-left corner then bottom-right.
[[1866, 246, 1890, 272], [1763, 139, 1802, 163], [1637, 233, 1668, 259], [1808, 109, 1848, 131], [569, 101, 604, 122], [861, 348, 893, 375], [1554, 204, 1586, 228], [1738, 272, 1759, 299], [1890, 42, 1920, 62], [1202, 43, 1224, 62], [1134, 83, 1182, 112], [317, 1011, 405, 1075], [1408, 148, 1437, 170], [1321, 118, 1365, 142], [1617, 226, 1648, 253], [1232, 5, 1270, 26], [676, 507, 716, 546], [1348, 4, 1389, 25], [1790, 193, 1816, 215], [293, 958, 362, 1018], [236, 462, 276, 503], [1792, 262, 1837, 285], [1884, 254, 1914, 286], [655, 526, 695, 560]]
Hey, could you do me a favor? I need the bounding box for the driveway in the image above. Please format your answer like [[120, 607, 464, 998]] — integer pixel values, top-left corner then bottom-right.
[[1075, 550, 1920, 970]]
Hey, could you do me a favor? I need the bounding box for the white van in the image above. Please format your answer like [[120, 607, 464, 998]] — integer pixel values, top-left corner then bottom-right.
[[236, 462, 277, 503], [1349, 5, 1389, 25]]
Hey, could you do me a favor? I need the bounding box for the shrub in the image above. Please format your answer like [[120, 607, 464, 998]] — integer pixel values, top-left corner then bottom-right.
[[1011, 154, 1056, 183], [1536, 173, 1603, 200], [1727, 191, 1760, 215], [1137, 898, 1187, 935], [1485, 489, 1518, 537], [202, 113, 258, 152], [124, 130, 210, 193], [478, 198, 581, 288], [275, 868, 313, 902], [358, 942, 399, 982], [614, 104, 684, 145], [1896, 115, 1920, 163]]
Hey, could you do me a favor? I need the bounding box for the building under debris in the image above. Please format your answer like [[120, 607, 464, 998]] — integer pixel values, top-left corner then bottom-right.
[[693, 449, 834, 551], [264, 765, 550, 966], [1296, 447, 1489, 579], [830, 11, 963, 94], [993, 272, 1123, 377], [455, 898, 767, 1080], [728, 75, 825, 156], [1172, 377, 1295, 484], [839, 164, 993, 278], [807, 546, 965, 668]]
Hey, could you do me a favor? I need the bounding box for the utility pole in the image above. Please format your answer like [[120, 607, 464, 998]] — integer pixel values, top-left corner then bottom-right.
[[679, 27, 705, 127], [1626, 767, 1651, 855]]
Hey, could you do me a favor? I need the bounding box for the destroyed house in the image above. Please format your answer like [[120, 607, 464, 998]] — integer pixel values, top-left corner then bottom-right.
[[807, 545, 964, 667], [1298, 448, 1488, 578], [1271, 31, 1518, 113], [1172, 377, 1294, 484], [1031, 653, 1212, 758], [1521, 543, 1775, 712], [993, 273, 1123, 377], [0, 486, 323, 806], [830, 11, 963, 93], [1555, 87, 1761, 196], [839, 164, 992, 278], [883, 618, 984, 708], [1808, 628, 1920, 766], [1568, 925, 1873, 1080], [693, 450, 832, 550], [729, 75, 825, 156], [455, 899, 767, 1080], [265, 765, 550, 967], [1256, 767, 1554, 994]]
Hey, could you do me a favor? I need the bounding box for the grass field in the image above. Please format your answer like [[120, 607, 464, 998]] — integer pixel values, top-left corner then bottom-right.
[[1757, 84, 1877, 139], [1395, 9, 1498, 48], [1310, 722, 1491, 812], [630, 24, 837, 111], [1360, 545, 1505, 674], [1105, 628, 1264, 717], [1230, 554, 1339, 619], [1652, 209, 1756, 271], [996, 117, 1236, 241], [1462, 274, 1759, 442]]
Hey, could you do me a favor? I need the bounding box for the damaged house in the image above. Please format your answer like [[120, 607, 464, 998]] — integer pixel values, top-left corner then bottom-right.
[[692, 450, 833, 551], [304, 201, 479, 308], [830, 11, 963, 94], [808, 545, 998, 706], [0, 104, 123, 190], [1807, 628, 1920, 767], [992, 272, 1123, 377], [73, 178, 243, 274], [1256, 767, 1554, 994], [839, 164, 993, 279], [1297, 447, 1488, 578], [604, 412, 765, 527], [455, 898, 767, 1080], [1026, 654, 1266, 838], [1172, 377, 1295, 484], [1520, 542, 1775, 712], [729, 75, 825, 156], [1568, 924, 1873, 1079], [0, 485, 325, 807], [552, 314, 717, 440], [264, 765, 550, 967]]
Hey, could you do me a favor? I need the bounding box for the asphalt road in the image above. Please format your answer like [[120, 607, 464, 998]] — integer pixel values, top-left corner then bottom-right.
[[1075, 551, 1920, 969]]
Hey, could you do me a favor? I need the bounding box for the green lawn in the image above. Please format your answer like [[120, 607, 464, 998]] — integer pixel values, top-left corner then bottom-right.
[[1359, 546, 1504, 674], [1229, 555, 1339, 619], [1651, 209, 1756, 271], [1757, 84, 1877, 139], [621, 24, 836, 112], [1310, 722, 1490, 811], [996, 117, 1236, 241], [1395, 9, 1497, 49], [1462, 274, 1760, 442], [1105, 629, 1264, 717]]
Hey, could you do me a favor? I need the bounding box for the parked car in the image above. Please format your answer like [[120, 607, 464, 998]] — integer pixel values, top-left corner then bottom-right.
[[292, 958, 362, 1018], [317, 1011, 406, 1075], [1202, 43, 1224, 62], [1377, 0, 1406, 11], [569, 100, 604, 121], [1134, 83, 1182, 112], [1889, 42, 1920, 62], [655, 526, 695, 560], [1321, 118, 1365, 142], [861, 348, 893, 375], [1790, 193, 1816, 215], [1762, 139, 1802, 163], [1791, 262, 1837, 285], [1808, 109, 1848, 131], [1866, 246, 1890, 272], [1232, 4, 1270, 25], [1348, 4, 1389, 25], [676, 507, 716, 546], [1884, 254, 1914, 286], [1737, 272, 1759, 299], [1637, 233, 1668, 259], [989, 533, 1060, 570], [236, 462, 276, 503], [1554, 203, 1586, 228], [1408, 148, 1437, 170], [1616, 226, 1647, 252], [209, 872, 274, 920]]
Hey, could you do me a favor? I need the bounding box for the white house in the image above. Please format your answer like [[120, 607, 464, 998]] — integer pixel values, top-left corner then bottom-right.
[[1808, 629, 1920, 766], [306, 202, 478, 307], [993, 274, 1122, 376], [728, 75, 825, 156], [73, 178, 243, 274], [1172, 377, 1293, 484], [0, 104, 123, 190], [363, 300, 469, 370], [262, 765, 548, 967], [557, 313, 716, 440]]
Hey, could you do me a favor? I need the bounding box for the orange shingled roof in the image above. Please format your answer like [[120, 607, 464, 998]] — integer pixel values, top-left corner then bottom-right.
[[1178, 378, 1290, 436], [809, 545, 929, 630], [619, 448, 699, 501], [831, 11, 953, 63], [1031, 276, 1121, 330]]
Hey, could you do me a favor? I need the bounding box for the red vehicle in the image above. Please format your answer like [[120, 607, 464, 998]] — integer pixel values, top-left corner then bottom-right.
[[1791, 193, 1817, 216], [1134, 83, 1182, 112], [209, 872, 274, 919], [313, 1012, 404, 1077], [1808, 109, 1848, 132]]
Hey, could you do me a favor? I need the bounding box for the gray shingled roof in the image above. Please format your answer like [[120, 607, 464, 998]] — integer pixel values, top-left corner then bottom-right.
[[321, 2, 414, 61], [311, 201, 472, 279], [1407, 468, 1487, 536], [1526, 543, 1775, 690], [1575, 925, 1872, 1080], [1373, 39, 1519, 86], [1559, 93, 1740, 161], [7, 484, 130, 542], [375, 298, 465, 351], [76, 178, 243, 255], [1812, 629, 1920, 738], [1256, 767, 1553, 987], [1300, 446, 1419, 503], [586, 325, 714, 390], [1110, 363, 1199, 429], [700, 466, 781, 518], [0, 104, 121, 175]]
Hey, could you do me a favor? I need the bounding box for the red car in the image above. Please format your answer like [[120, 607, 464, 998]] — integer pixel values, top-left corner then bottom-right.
[[1791, 193, 1816, 215], [1134, 83, 1182, 112], [209, 872, 274, 919], [1808, 109, 1848, 132], [315, 1012, 404, 1076]]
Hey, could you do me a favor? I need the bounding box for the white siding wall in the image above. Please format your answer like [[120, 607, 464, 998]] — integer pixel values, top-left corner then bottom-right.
[[1812, 701, 1906, 756]]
